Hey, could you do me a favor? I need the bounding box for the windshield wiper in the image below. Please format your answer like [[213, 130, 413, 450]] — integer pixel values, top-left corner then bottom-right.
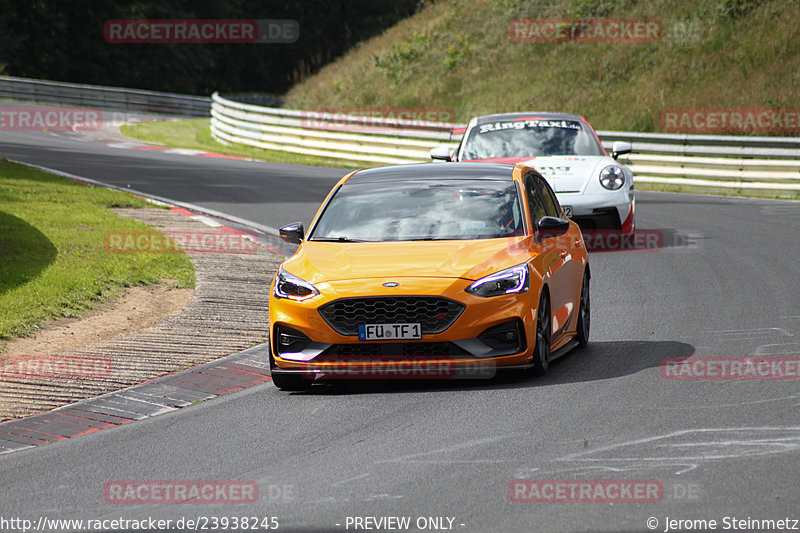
[[310, 236, 369, 242]]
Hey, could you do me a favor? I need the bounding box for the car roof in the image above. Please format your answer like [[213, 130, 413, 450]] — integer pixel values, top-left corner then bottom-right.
[[474, 112, 584, 124], [346, 162, 516, 183]]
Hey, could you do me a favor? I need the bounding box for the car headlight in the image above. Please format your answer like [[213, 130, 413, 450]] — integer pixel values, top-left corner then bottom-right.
[[273, 268, 319, 301], [599, 165, 625, 190], [466, 264, 529, 298]]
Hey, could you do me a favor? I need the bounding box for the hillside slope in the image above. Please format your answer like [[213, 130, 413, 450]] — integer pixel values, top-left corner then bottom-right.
[[284, 0, 800, 133]]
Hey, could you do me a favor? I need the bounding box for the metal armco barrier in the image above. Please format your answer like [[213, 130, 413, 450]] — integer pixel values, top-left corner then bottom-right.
[[211, 92, 800, 191], [0, 75, 210, 117], [210, 92, 456, 165], [602, 131, 800, 190]]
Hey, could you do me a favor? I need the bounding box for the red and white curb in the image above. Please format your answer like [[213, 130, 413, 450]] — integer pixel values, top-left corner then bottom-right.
[[55, 118, 254, 161], [0, 345, 271, 454], [101, 140, 251, 160], [165, 206, 291, 258]]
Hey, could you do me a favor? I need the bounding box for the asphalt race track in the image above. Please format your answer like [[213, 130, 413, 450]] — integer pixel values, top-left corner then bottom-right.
[[1, 129, 799, 532], [0, 129, 346, 230]]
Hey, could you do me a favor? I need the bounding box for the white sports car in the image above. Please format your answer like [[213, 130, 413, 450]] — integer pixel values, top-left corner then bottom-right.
[[431, 112, 635, 232]]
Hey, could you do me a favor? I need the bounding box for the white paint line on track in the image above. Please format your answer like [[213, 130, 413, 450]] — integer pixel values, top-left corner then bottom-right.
[[163, 148, 205, 155], [105, 142, 149, 149], [191, 215, 224, 227]]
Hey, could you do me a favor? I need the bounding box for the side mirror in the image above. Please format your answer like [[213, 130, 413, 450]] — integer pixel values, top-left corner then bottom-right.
[[430, 145, 454, 162], [536, 216, 570, 240], [279, 222, 305, 244], [611, 141, 632, 160]]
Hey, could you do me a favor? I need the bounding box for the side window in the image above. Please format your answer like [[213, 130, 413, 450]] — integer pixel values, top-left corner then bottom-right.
[[536, 176, 561, 218], [525, 174, 547, 223]]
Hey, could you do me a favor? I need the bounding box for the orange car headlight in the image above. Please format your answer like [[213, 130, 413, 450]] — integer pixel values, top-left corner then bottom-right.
[[465, 264, 529, 298], [273, 268, 320, 302]]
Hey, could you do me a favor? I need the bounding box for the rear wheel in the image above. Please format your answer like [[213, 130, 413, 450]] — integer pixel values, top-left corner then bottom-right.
[[529, 291, 551, 377], [575, 270, 590, 348]]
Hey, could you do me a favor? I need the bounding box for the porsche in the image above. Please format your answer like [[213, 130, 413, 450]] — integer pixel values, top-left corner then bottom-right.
[[430, 112, 635, 233]]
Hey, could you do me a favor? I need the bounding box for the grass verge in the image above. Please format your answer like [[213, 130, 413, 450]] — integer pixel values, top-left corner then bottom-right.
[[283, 0, 800, 134], [0, 159, 195, 341], [636, 181, 800, 200], [121, 118, 350, 168]]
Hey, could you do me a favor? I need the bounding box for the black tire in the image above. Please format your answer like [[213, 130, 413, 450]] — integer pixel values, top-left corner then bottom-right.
[[271, 372, 313, 392], [529, 291, 551, 377], [575, 270, 590, 348]]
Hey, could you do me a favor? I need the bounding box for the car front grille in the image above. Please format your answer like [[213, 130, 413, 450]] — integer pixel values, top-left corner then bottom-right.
[[318, 296, 465, 336]]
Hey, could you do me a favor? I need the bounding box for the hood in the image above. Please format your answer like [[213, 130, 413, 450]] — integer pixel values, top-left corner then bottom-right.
[[520, 155, 609, 193], [281, 238, 533, 284]]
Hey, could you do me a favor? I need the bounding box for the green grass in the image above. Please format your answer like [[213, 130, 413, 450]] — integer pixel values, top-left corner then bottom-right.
[[121, 1, 799, 199], [0, 159, 195, 341], [121, 118, 350, 168], [282, 0, 799, 134]]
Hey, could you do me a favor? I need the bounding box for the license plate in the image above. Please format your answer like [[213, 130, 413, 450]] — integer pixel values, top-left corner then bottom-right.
[[563, 205, 573, 218], [358, 323, 421, 341]]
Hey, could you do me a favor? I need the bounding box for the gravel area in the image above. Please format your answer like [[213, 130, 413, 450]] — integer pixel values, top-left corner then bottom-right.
[[0, 207, 282, 421]]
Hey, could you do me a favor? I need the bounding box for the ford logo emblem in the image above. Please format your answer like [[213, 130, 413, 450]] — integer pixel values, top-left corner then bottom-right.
[[382, 282, 400, 287]]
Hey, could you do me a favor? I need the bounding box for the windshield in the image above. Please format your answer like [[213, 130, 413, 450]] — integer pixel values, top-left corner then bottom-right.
[[460, 118, 605, 159], [310, 179, 524, 241]]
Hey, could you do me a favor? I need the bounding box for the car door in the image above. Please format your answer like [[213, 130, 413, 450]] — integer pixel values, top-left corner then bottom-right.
[[537, 175, 586, 342], [525, 172, 579, 347]]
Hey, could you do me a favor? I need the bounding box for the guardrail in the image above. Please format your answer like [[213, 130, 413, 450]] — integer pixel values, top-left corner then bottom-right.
[[0, 75, 210, 117], [211, 93, 800, 191], [210, 92, 459, 165]]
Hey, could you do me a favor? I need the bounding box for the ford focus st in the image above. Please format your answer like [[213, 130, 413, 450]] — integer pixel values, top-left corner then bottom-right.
[[430, 112, 635, 232], [268, 162, 590, 391]]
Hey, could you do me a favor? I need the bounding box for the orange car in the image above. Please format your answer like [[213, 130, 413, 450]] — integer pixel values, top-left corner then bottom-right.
[[268, 162, 590, 391]]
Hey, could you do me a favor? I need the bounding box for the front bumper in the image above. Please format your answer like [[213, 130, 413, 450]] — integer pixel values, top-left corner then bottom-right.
[[269, 277, 539, 374], [558, 189, 634, 232]]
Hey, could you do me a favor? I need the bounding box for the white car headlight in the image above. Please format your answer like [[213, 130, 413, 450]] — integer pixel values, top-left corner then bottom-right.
[[466, 264, 529, 298], [273, 268, 319, 301], [599, 165, 625, 190]]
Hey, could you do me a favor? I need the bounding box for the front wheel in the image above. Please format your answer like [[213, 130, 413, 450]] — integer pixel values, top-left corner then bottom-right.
[[575, 270, 590, 348], [529, 291, 551, 377]]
